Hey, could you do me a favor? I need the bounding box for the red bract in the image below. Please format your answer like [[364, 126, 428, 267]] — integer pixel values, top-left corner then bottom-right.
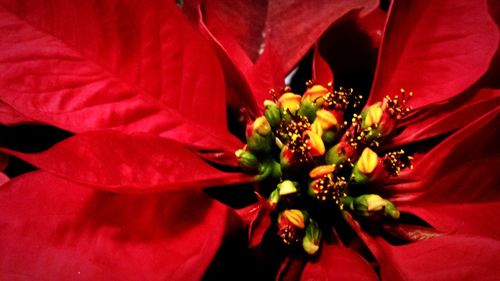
[[0, 0, 499, 281], [297, 0, 500, 280], [0, 0, 252, 279], [190, 0, 379, 111], [0, 0, 373, 279], [0, 171, 234, 280]]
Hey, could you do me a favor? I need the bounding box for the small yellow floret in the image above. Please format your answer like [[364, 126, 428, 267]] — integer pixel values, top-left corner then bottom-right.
[[279, 92, 302, 114], [305, 130, 325, 156], [365, 104, 383, 127], [253, 116, 271, 136], [316, 109, 338, 129], [358, 147, 378, 174], [282, 209, 305, 229], [309, 165, 335, 179]]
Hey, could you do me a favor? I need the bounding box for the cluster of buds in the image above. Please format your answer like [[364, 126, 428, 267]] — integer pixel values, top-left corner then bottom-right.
[[236, 82, 413, 256]]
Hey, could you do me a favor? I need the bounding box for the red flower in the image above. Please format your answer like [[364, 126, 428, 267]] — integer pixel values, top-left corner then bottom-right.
[[0, 0, 499, 281], [197, 0, 500, 280], [0, 0, 374, 279]]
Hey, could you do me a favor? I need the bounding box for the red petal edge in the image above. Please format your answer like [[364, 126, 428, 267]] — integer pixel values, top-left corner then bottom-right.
[[0, 1, 234, 152], [377, 235, 500, 281], [0, 130, 253, 193], [301, 243, 378, 281], [312, 45, 334, 89], [0, 171, 232, 280], [369, 0, 499, 110]]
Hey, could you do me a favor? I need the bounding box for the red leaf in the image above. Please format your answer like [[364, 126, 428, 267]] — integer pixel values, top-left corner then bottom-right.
[[1, 131, 253, 193], [204, 0, 377, 76], [382, 223, 444, 243], [382, 107, 500, 203], [390, 88, 500, 147], [197, 7, 259, 116], [342, 211, 385, 262], [0, 171, 232, 280], [248, 44, 287, 109], [400, 202, 500, 241], [0, 172, 7, 186], [276, 256, 307, 281], [356, 6, 387, 48], [368, 0, 499, 110], [301, 243, 378, 281], [312, 45, 334, 89], [0, 1, 233, 152], [0, 152, 8, 171], [266, 0, 378, 76], [0, 101, 34, 125], [243, 197, 272, 248], [342, 212, 407, 281], [204, 0, 267, 63], [200, 0, 377, 108], [377, 235, 500, 281]]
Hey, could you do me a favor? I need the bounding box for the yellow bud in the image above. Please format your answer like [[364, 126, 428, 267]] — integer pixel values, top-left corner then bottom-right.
[[305, 130, 325, 156], [253, 116, 271, 136], [309, 164, 335, 179], [311, 120, 323, 136], [364, 104, 383, 127], [279, 92, 302, 114], [365, 194, 387, 211], [263, 100, 276, 107], [316, 109, 338, 129], [303, 238, 320, 255], [304, 85, 329, 104], [279, 180, 298, 195], [358, 147, 378, 174], [282, 209, 305, 229]]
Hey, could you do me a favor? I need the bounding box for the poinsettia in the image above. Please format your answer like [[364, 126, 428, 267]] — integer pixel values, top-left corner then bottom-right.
[[193, 0, 500, 280], [0, 0, 375, 280], [0, 1, 499, 281]]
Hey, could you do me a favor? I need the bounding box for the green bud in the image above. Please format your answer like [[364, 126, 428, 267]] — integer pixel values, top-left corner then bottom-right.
[[325, 144, 346, 165], [341, 196, 355, 211], [351, 194, 400, 219], [247, 133, 273, 153], [269, 188, 280, 209], [350, 164, 370, 185], [321, 130, 337, 146], [255, 159, 282, 181], [303, 219, 322, 255], [354, 194, 386, 216], [235, 149, 260, 172], [264, 100, 281, 128], [361, 102, 395, 139], [298, 98, 320, 122], [384, 200, 400, 219]]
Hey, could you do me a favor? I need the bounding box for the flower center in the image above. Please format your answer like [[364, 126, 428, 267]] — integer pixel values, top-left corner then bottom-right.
[[310, 173, 347, 207], [237, 81, 414, 256]]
